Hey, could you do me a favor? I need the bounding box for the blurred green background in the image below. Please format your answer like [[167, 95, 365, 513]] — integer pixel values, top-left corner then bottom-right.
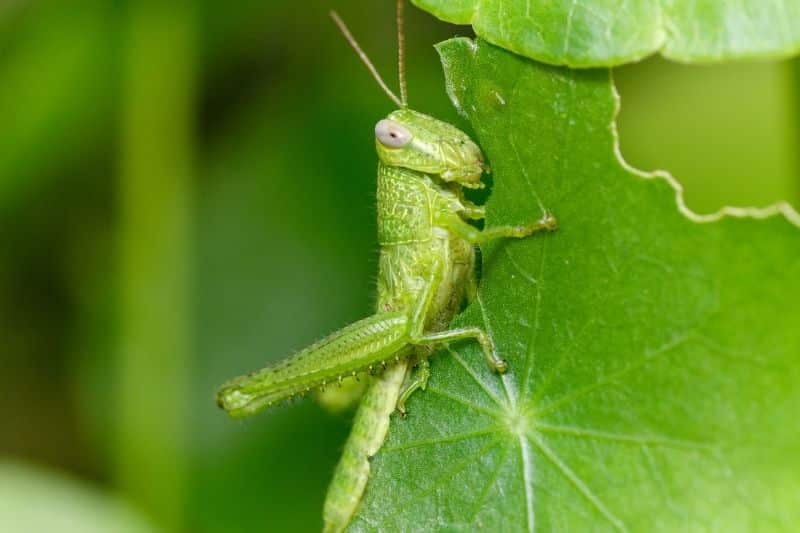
[[1, 1, 797, 532]]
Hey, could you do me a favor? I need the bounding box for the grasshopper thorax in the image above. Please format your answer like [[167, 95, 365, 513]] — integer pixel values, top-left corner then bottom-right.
[[375, 108, 486, 189]]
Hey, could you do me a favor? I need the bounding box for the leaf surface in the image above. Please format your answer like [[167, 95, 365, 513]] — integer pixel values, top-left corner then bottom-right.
[[350, 38, 800, 531], [412, 0, 800, 66]]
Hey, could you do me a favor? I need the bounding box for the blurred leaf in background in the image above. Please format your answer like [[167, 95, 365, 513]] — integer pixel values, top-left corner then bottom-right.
[[0, 1, 797, 532], [616, 57, 799, 213], [0, 460, 156, 533]]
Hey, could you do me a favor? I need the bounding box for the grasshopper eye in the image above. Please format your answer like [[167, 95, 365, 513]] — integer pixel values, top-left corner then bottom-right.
[[375, 119, 411, 148]]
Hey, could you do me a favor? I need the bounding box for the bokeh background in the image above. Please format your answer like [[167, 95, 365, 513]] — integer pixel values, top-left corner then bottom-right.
[[1, 1, 797, 532]]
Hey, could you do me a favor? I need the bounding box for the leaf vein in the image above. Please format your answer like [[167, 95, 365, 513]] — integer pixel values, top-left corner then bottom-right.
[[466, 441, 513, 523], [530, 434, 628, 532], [426, 385, 499, 417], [382, 426, 501, 454], [378, 438, 504, 523], [533, 423, 715, 452], [522, 240, 547, 396], [447, 346, 506, 408], [476, 292, 516, 406], [519, 434, 536, 532], [534, 331, 693, 417]]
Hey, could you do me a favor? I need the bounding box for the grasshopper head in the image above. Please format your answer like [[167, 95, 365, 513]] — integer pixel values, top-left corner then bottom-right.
[[375, 108, 485, 189]]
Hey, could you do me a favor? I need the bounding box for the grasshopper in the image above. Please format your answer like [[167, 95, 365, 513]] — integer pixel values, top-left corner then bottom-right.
[[216, 2, 556, 530]]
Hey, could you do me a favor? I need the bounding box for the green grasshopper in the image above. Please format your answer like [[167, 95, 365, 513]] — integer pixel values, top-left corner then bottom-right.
[[216, 2, 556, 530]]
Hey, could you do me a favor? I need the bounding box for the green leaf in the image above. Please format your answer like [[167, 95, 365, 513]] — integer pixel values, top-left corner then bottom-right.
[[350, 38, 800, 531], [412, 0, 800, 67]]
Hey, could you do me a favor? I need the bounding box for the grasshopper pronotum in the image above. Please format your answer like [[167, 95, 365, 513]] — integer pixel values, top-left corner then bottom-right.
[[216, 2, 556, 530]]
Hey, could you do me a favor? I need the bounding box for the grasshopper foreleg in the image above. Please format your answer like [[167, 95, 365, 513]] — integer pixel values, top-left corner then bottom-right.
[[416, 326, 506, 372], [444, 212, 557, 244], [460, 201, 486, 220]]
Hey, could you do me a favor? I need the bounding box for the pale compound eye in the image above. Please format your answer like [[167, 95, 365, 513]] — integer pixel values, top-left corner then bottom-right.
[[375, 119, 412, 148]]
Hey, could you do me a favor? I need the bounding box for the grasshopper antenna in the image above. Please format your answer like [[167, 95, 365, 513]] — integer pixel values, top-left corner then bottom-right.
[[396, 0, 408, 107], [330, 9, 405, 108]]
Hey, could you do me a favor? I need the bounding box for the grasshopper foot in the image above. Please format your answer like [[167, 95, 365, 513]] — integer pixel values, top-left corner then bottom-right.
[[521, 213, 557, 236], [396, 359, 430, 416], [540, 212, 557, 231], [493, 358, 508, 373]]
